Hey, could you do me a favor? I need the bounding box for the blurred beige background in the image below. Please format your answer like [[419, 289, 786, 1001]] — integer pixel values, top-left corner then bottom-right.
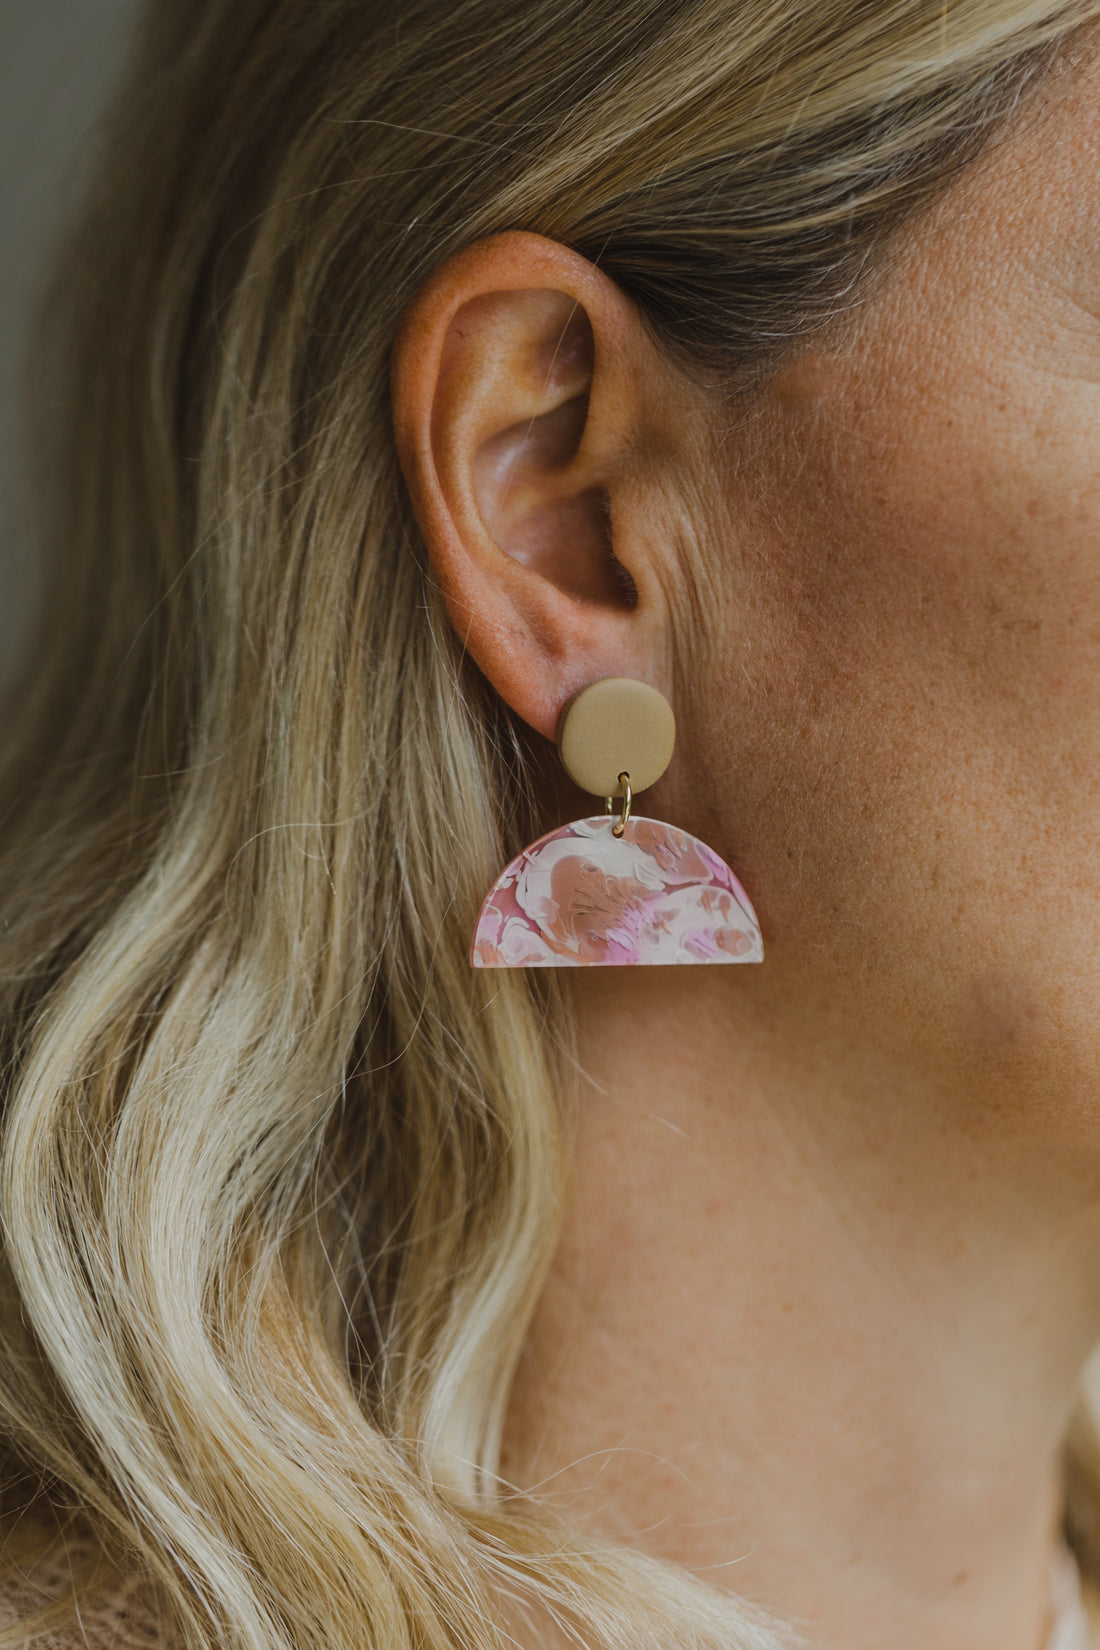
[[1, 0, 140, 689]]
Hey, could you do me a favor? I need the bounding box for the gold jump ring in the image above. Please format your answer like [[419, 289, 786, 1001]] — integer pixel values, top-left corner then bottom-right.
[[611, 772, 632, 838]]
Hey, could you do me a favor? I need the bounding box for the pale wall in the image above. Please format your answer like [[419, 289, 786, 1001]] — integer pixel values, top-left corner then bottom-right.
[[0, 0, 141, 686]]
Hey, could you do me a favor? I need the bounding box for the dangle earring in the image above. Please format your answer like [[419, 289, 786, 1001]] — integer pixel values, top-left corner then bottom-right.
[[470, 678, 763, 968]]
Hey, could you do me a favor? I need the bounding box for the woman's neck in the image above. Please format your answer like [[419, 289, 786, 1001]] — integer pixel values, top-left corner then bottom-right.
[[501, 969, 1100, 1650]]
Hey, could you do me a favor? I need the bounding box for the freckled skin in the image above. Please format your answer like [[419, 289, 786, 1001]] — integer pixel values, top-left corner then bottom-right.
[[400, 39, 1100, 1650], [500, 46, 1100, 1650], [672, 48, 1100, 1169]]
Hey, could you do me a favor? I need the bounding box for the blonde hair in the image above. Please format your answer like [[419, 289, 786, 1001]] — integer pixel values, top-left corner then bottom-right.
[[2, 2, 1099, 1646]]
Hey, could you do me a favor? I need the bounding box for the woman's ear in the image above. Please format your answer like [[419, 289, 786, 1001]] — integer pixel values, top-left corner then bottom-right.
[[391, 231, 684, 742]]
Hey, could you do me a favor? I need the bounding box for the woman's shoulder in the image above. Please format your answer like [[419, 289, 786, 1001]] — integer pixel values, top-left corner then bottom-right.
[[0, 1530, 175, 1650]]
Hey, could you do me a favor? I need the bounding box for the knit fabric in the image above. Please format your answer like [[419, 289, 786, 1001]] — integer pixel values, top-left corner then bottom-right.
[[0, 1540, 175, 1649], [0, 1537, 1095, 1647]]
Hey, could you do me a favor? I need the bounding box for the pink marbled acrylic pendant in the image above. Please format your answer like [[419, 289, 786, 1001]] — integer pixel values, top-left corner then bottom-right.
[[470, 815, 763, 969]]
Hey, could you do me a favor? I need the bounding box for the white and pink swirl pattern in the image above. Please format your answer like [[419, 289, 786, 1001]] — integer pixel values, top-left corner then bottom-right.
[[471, 816, 763, 968]]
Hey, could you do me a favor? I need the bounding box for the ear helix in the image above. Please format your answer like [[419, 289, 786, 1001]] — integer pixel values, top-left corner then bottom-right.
[[470, 677, 763, 969]]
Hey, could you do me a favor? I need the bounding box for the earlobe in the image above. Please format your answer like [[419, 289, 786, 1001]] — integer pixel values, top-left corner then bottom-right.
[[391, 233, 669, 740]]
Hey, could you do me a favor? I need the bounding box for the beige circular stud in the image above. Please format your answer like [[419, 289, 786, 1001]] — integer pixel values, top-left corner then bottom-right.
[[557, 678, 676, 798]]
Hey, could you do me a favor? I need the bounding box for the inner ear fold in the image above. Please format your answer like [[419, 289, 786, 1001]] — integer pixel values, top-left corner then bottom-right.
[[474, 413, 631, 604], [445, 291, 637, 609]]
